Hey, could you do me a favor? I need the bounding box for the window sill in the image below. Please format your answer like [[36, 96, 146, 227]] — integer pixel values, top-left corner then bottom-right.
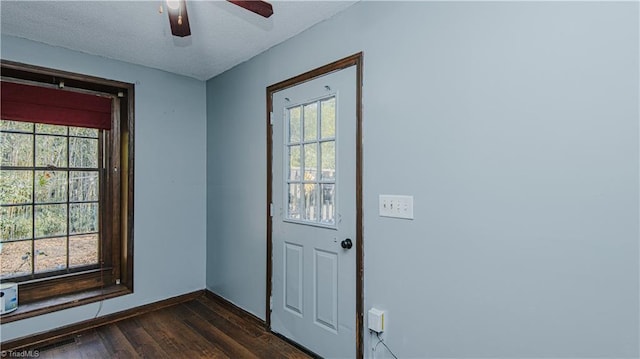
[[0, 285, 131, 324]]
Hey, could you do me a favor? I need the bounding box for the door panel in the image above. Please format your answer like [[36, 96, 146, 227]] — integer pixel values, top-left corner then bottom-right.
[[271, 66, 356, 358], [315, 248, 338, 332], [285, 242, 304, 315]]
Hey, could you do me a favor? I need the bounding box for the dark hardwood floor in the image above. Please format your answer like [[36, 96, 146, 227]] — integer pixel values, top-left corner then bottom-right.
[[30, 294, 313, 359]]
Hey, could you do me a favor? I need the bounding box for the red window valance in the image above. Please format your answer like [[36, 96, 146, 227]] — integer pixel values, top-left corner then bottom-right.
[[1, 81, 112, 130]]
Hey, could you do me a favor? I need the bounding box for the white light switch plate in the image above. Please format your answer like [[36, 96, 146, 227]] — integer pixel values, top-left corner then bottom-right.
[[379, 195, 414, 219]]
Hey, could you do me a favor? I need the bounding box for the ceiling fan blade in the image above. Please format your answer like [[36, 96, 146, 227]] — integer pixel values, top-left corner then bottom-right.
[[228, 0, 274, 18], [168, 0, 191, 37]]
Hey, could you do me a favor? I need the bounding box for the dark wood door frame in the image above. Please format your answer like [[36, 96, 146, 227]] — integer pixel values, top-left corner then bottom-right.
[[266, 52, 364, 359]]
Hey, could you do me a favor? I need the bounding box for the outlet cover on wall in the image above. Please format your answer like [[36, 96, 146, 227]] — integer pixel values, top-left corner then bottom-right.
[[368, 308, 385, 333], [379, 195, 414, 219]]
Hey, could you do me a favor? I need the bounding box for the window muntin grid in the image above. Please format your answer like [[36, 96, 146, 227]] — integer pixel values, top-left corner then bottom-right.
[[0, 120, 101, 280], [285, 96, 336, 227]]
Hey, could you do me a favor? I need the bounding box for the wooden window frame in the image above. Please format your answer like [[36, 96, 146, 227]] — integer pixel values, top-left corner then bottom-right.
[[0, 60, 134, 323]]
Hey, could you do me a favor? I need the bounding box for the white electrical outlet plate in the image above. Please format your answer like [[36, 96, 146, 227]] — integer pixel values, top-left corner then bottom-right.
[[368, 308, 385, 333], [379, 195, 414, 219]]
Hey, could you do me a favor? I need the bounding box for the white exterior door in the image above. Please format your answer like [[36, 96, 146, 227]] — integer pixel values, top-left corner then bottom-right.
[[271, 66, 357, 358]]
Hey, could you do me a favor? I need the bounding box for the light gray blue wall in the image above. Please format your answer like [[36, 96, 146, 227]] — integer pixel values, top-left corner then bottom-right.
[[1, 35, 207, 341], [206, 2, 639, 358]]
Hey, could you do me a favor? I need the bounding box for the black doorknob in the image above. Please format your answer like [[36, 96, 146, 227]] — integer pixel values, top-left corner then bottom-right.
[[341, 238, 353, 249]]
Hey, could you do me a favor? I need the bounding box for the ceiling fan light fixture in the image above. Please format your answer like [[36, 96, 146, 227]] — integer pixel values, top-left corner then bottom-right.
[[167, 0, 191, 37], [165, 0, 273, 38]]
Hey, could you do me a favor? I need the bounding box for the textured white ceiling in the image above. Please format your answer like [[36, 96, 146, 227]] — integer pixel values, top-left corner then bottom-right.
[[1, 1, 358, 80]]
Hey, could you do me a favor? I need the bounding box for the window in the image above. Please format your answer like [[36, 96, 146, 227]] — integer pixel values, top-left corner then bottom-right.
[[286, 96, 336, 226], [1, 121, 102, 279], [0, 61, 134, 321]]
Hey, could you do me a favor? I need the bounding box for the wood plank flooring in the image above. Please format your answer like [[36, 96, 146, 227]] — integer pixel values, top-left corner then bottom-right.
[[32, 294, 313, 359]]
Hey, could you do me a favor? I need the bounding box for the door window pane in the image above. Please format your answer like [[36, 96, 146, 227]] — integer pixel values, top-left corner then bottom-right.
[[321, 141, 335, 181], [303, 183, 318, 221], [320, 184, 335, 225], [304, 144, 317, 181], [288, 107, 301, 143], [36, 135, 67, 168], [288, 146, 301, 181], [288, 184, 301, 220], [303, 103, 318, 141], [321, 98, 335, 139], [35, 171, 68, 203], [34, 237, 67, 273]]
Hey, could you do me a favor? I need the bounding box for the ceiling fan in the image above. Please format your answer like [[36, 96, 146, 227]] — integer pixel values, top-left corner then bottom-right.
[[163, 0, 274, 37]]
